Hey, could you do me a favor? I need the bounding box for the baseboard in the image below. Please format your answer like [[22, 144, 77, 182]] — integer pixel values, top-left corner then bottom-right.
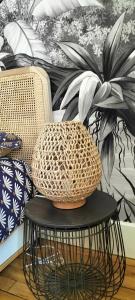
[[0, 224, 24, 272], [0, 246, 23, 272], [120, 221, 135, 259]]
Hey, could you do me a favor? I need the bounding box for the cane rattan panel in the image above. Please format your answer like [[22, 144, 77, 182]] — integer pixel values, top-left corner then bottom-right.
[[0, 67, 53, 164]]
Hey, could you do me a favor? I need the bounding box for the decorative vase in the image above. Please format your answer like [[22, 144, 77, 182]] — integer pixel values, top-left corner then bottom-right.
[[32, 121, 101, 209]]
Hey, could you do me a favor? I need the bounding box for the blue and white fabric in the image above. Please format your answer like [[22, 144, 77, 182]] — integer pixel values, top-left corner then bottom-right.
[[0, 157, 33, 242], [0, 132, 22, 152]]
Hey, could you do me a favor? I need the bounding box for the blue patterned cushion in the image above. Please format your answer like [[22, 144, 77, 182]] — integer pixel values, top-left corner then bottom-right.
[[0, 157, 33, 242], [0, 132, 22, 157]]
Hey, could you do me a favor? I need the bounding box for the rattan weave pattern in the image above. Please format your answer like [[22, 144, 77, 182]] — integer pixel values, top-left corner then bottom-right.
[[32, 121, 102, 204], [0, 67, 53, 164]]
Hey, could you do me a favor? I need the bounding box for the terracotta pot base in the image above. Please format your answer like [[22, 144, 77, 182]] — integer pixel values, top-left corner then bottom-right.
[[52, 198, 86, 209]]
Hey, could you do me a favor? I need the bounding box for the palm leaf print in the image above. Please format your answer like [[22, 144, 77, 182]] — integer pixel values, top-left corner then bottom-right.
[[13, 161, 25, 172], [13, 199, 20, 217], [2, 190, 11, 209], [15, 183, 23, 201], [8, 215, 15, 233], [0, 208, 6, 228], [1, 166, 13, 177], [15, 170, 24, 186], [3, 176, 12, 192]]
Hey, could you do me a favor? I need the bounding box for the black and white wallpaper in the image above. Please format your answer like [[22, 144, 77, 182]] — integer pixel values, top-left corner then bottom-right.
[[0, 1, 134, 66], [0, 0, 135, 222]]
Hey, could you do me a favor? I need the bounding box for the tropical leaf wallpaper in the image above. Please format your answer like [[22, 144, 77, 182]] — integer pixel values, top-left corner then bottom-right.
[[0, 0, 135, 221]]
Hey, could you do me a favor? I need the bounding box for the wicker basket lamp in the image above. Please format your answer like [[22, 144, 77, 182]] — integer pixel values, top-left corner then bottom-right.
[[0, 67, 53, 164], [32, 121, 101, 209]]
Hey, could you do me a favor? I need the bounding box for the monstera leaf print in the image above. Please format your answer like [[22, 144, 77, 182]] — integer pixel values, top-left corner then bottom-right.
[[32, 0, 103, 19], [4, 20, 50, 61]]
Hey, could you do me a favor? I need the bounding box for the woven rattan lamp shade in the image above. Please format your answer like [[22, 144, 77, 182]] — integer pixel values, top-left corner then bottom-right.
[[0, 67, 53, 164], [32, 121, 102, 209]]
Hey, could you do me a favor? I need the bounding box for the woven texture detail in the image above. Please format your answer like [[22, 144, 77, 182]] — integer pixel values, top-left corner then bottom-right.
[[0, 67, 53, 164], [32, 121, 102, 203]]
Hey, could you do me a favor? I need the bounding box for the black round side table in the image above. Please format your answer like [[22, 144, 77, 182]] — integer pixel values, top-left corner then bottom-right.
[[23, 190, 126, 300]]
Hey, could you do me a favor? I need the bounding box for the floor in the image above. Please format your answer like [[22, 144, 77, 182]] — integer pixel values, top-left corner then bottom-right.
[[0, 256, 135, 300]]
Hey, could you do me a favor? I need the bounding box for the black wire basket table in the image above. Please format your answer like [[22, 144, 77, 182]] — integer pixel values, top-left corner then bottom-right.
[[23, 190, 126, 300]]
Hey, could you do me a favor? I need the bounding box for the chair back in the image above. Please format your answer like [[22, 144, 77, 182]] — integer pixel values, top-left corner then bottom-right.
[[0, 66, 53, 164]]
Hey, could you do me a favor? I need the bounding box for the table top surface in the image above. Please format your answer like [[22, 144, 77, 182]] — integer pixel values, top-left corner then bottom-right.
[[24, 190, 117, 229]]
